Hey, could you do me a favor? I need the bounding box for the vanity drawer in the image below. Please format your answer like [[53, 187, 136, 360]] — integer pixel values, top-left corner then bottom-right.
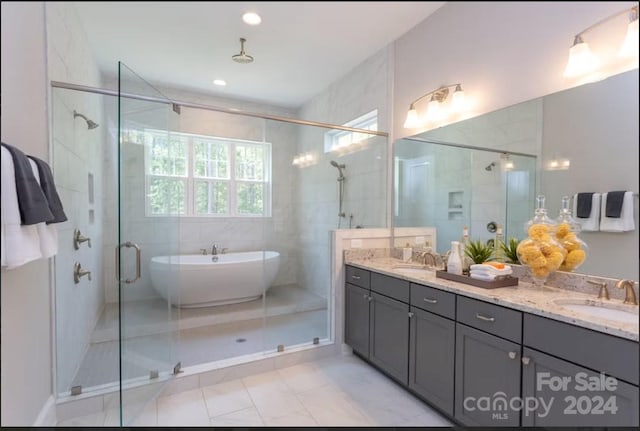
[[523, 313, 639, 385], [457, 296, 522, 343], [346, 265, 370, 289], [371, 272, 410, 303], [410, 283, 455, 319]]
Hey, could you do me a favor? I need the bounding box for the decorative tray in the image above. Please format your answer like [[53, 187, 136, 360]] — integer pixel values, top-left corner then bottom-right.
[[435, 270, 519, 289]]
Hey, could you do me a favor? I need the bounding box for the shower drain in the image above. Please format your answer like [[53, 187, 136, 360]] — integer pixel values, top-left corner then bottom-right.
[[235, 338, 247, 343]]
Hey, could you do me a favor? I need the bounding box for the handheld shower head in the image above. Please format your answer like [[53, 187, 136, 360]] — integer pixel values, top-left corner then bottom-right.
[[232, 38, 254, 64], [74, 110, 99, 129], [330, 160, 346, 179]]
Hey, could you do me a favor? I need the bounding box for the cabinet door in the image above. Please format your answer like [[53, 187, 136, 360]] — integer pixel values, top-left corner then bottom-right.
[[521, 347, 639, 427], [345, 283, 370, 357], [409, 306, 455, 416], [455, 323, 521, 427], [369, 292, 409, 384]]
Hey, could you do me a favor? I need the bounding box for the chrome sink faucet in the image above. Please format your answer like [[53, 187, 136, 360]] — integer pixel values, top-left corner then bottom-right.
[[211, 244, 218, 255], [615, 279, 638, 305]]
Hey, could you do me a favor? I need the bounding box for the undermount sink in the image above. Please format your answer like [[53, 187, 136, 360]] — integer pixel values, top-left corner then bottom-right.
[[553, 299, 639, 324], [392, 265, 434, 276]]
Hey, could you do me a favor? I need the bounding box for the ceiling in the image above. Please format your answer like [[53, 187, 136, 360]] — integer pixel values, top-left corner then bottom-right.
[[74, 1, 445, 109]]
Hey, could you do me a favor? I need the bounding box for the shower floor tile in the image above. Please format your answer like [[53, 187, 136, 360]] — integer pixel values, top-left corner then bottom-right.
[[70, 309, 327, 391]]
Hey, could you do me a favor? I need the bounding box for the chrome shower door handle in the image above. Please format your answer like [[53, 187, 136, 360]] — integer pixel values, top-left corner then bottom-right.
[[115, 241, 141, 284]]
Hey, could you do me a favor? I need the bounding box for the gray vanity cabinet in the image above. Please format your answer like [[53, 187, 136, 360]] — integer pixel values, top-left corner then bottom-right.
[[521, 347, 639, 426], [454, 323, 521, 426], [345, 282, 371, 357], [369, 292, 409, 384], [408, 306, 455, 416]]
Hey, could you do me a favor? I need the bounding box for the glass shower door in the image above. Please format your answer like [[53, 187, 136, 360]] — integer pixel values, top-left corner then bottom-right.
[[118, 62, 180, 425]]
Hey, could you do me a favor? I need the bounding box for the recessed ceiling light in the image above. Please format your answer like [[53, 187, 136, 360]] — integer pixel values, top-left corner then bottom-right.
[[242, 12, 261, 25], [213, 79, 227, 86]]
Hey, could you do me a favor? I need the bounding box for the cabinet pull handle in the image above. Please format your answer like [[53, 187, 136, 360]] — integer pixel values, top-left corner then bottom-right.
[[351, 275, 361, 280], [522, 356, 530, 365], [476, 313, 495, 322], [408, 312, 414, 318], [367, 296, 373, 302], [423, 298, 438, 304], [363, 294, 368, 299], [508, 351, 517, 360]]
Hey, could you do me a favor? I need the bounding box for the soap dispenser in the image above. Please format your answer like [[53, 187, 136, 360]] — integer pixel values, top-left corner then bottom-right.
[[402, 243, 412, 262], [447, 241, 463, 275]]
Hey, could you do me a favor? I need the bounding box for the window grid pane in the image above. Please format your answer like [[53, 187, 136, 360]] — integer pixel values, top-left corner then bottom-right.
[[149, 133, 188, 177], [236, 182, 264, 215], [235, 145, 264, 181], [148, 176, 186, 215], [195, 180, 229, 215], [194, 140, 229, 179]]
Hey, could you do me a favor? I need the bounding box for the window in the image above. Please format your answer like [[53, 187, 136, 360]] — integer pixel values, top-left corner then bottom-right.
[[141, 129, 271, 217], [324, 109, 378, 153]]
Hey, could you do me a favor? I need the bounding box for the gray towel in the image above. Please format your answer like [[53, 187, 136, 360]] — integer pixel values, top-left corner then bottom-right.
[[576, 192, 594, 218], [605, 190, 626, 218], [27, 155, 68, 224], [1, 142, 54, 225]]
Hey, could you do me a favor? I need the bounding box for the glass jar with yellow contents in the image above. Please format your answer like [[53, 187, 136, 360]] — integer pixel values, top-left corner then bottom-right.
[[517, 195, 566, 287], [555, 196, 588, 272]]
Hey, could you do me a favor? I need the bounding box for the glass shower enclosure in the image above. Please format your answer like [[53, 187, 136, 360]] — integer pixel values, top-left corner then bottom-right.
[[51, 62, 387, 425]]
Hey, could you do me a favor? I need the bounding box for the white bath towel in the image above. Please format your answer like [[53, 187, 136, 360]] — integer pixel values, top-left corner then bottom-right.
[[573, 193, 601, 231], [28, 158, 58, 258], [599, 191, 635, 232], [1, 146, 43, 269]]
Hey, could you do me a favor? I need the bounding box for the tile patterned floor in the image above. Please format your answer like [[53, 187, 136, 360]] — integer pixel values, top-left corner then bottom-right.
[[58, 354, 454, 427]]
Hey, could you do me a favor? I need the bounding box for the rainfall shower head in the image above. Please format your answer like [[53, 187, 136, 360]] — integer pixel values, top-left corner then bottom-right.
[[485, 161, 496, 171], [330, 160, 346, 180], [73, 110, 99, 129], [232, 38, 254, 64]]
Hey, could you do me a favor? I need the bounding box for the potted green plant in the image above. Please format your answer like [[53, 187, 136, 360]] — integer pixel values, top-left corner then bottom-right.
[[464, 238, 495, 264], [500, 237, 520, 264]]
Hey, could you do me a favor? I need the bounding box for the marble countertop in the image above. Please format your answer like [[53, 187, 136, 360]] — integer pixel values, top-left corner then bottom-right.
[[346, 257, 639, 342]]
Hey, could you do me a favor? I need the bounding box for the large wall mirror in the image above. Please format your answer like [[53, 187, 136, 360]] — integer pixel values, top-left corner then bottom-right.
[[393, 68, 638, 280]]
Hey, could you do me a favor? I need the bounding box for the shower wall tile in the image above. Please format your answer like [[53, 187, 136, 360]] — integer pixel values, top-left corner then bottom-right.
[[48, 1, 107, 395]]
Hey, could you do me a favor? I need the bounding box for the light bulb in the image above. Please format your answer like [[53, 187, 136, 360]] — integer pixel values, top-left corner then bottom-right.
[[452, 85, 465, 111], [403, 106, 420, 128], [619, 16, 639, 58], [563, 36, 597, 78], [426, 97, 441, 120]]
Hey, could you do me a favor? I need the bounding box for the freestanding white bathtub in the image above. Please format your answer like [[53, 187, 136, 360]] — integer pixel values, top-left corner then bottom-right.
[[149, 251, 280, 308]]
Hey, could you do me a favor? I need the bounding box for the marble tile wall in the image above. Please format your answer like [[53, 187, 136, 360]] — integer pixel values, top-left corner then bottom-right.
[[296, 47, 391, 299], [47, 2, 106, 395]]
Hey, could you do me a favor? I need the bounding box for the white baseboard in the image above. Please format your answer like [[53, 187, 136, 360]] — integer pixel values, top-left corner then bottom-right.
[[33, 395, 56, 426]]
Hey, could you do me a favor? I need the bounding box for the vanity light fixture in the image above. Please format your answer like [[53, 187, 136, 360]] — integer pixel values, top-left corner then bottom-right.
[[403, 83, 465, 128], [619, 7, 639, 58], [563, 5, 639, 78]]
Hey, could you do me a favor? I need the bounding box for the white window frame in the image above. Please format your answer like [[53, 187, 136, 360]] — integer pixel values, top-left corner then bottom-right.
[[324, 109, 378, 153], [142, 129, 272, 218]]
